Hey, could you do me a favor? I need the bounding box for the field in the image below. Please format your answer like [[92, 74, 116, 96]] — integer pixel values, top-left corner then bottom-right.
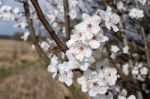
[[0, 39, 70, 99]]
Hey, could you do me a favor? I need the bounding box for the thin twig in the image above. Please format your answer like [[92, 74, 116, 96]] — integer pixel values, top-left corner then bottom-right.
[[31, 0, 68, 53], [134, 0, 150, 68], [140, 27, 150, 68], [23, 0, 49, 64], [63, 0, 71, 40]]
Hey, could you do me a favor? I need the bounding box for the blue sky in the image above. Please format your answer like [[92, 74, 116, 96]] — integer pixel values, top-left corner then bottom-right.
[[0, 0, 24, 35], [0, 20, 24, 35]]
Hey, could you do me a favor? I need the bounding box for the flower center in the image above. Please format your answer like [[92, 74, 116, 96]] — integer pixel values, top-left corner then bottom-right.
[[87, 23, 92, 29], [79, 32, 82, 37], [92, 35, 96, 40], [79, 46, 84, 51], [93, 82, 98, 87]]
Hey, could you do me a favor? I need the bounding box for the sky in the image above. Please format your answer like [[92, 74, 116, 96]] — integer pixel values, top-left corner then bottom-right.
[[0, 0, 24, 36], [0, 20, 24, 35]]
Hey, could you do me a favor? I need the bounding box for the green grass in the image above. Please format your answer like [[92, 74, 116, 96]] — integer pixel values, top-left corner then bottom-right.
[[0, 61, 31, 81]]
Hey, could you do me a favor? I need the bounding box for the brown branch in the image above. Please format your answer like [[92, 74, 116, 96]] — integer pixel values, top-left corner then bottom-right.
[[23, 0, 49, 64], [134, 0, 150, 68], [30, 0, 68, 52], [119, 19, 144, 99], [63, 0, 71, 40], [140, 27, 150, 68]]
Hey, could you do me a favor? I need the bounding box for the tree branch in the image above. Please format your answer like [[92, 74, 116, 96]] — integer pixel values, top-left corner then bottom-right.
[[134, 0, 150, 68], [23, 0, 49, 64], [30, 0, 68, 52], [140, 27, 150, 68], [63, 0, 71, 40]]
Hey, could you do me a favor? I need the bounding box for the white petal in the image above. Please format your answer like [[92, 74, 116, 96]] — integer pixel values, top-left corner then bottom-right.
[[128, 95, 136, 99], [112, 25, 119, 32], [89, 89, 97, 97], [105, 22, 111, 30], [100, 35, 109, 42], [89, 40, 100, 49], [80, 63, 89, 71], [77, 76, 87, 85], [82, 13, 90, 20], [98, 87, 108, 94], [65, 78, 73, 86], [76, 54, 84, 61], [85, 47, 92, 57]]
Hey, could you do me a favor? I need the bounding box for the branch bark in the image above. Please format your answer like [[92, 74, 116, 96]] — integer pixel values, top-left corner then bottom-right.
[[30, 0, 68, 53], [63, 0, 71, 40], [23, 0, 49, 64], [140, 27, 150, 68]]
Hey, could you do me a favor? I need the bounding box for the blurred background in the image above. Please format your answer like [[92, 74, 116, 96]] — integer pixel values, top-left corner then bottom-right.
[[0, 1, 71, 99]]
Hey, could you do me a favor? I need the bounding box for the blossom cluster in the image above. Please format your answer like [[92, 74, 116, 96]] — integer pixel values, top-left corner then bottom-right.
[[132, 63, 149, 81], [78, 67, 118, 97], [48, 7, 120, 97], [129, 8, 144, 19], [96, 6, 120, 32], [117, 88, 136, 99], [0, 2, 27, 29]]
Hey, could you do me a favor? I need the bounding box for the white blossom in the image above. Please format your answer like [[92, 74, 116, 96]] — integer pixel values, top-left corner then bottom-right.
[[103, 67, 118, 86], [75, 14, 101, 36], [69, 10, 77, 19], [138, 0, 147, 5], [88, 34, 108, 49], [78, 72, 108, 97], [123, 46, 129, 54], [111, 45, 120, 53], [122, 63, 129, 76], [118, 95, 126, 99], [132, 67, 139, 75], [132, 63, 148, 81], [77, 76, 88, 92], [128, 95, 136, 99], [21, 31, 30, 41], [78, 67, 118, 96], [129, 8, 144, 19], [140, 67, 148, 75], [13, 7, 20, 14], [48, 55, 59, 78], [118, 95, 136, 99], [0, 5, 12, 12], [40, 41, 50, 52], [67, 43, 92, 62], [70, 29, 87, 43], [58, 62, 73, 86], [117, 2, 126, 11], [101, 6, 120, 32]]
